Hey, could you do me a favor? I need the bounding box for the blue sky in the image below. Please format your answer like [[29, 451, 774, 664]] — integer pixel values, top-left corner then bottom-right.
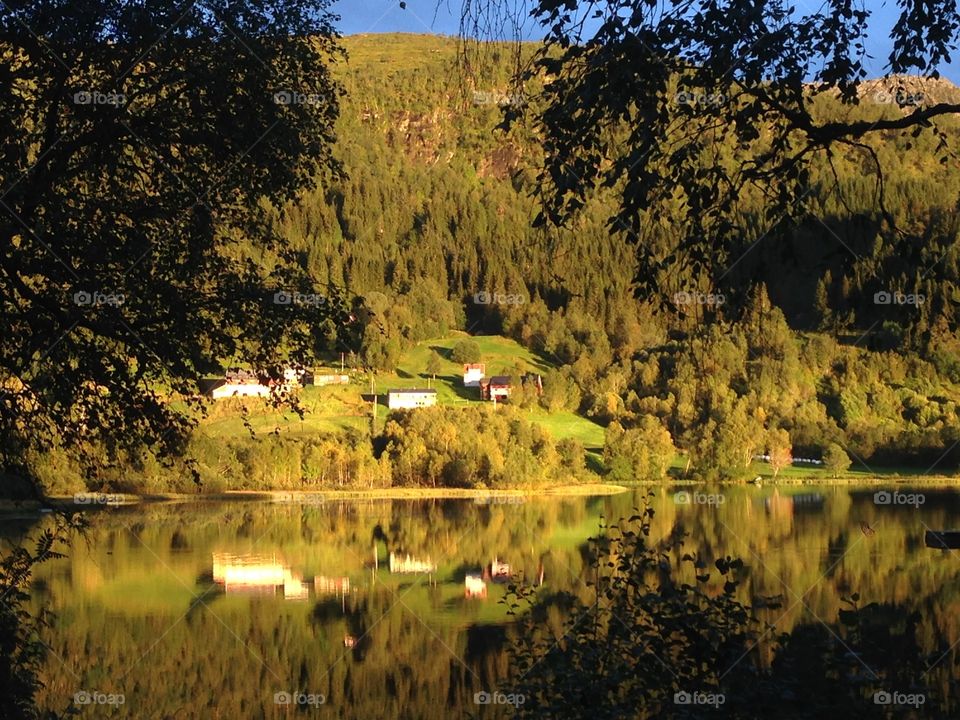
[[332, 0, 959, 82]]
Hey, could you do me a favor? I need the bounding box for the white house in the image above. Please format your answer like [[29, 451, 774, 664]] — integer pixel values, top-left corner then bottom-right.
[[210, 380, 270, 399], [208, 368, 302, 400], [387, 388, 437, 410], [313, 373, 350, 387], [463, 363, 486, 387]]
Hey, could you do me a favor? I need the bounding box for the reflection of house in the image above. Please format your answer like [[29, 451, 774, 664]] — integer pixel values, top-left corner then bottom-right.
[[388, 552, 436, 574], [315, 576, 351, 596], [763, 491, 824, 517], [465, 574, 487, 598], [490, 557, 511, 583], [479, 376, 511, 402], [463, 363, 486, 387], [211, 553, 309, 600], [387, 388, 437, 410]]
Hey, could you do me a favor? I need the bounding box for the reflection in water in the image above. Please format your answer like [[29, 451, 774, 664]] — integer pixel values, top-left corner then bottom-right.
[[388, 552, 437, 574], [212, 552, 310, 600], [12, 486, 960, 718], [465, 574, 486, 598]]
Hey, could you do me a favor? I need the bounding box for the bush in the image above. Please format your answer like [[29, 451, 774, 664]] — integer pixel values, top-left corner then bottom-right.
[[603, 417, 675, 481], [823, 442, 852, 478], [450, 339, 482, 364]]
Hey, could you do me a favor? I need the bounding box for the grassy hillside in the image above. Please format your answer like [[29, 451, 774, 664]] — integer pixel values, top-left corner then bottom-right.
[[199, 332, 605, 448]]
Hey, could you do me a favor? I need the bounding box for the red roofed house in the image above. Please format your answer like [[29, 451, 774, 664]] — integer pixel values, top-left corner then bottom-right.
[[463, 363, 486, 387], [480, 376, 511, 402]]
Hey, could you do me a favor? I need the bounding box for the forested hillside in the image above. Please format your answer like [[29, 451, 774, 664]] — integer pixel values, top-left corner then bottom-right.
[[23, 34, 960, 493], [267, 34, 960, 476]]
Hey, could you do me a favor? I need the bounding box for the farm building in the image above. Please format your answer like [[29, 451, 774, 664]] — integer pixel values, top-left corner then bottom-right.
[[387, 388, 437, 409], [207, 368, 303, 400], [463, 363, 486, 387], [312, 373, 350, 387], [479, 376, 511, 402]]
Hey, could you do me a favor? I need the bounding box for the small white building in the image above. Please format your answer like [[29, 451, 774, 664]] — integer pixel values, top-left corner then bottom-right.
[[208, 368, 302, 400], [387, 388, 437, 410], [463, 363, 486, 387], [313, 373, 350, 387], [210, 381, 270, 399]]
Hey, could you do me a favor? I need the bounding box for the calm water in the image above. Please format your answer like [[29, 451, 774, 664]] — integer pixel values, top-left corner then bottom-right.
[[11, 485, 960, 718]]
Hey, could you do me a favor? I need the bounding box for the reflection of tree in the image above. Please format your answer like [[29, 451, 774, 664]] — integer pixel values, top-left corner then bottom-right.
[[507, 497, 958, 718], [19, 491, 960, 717]]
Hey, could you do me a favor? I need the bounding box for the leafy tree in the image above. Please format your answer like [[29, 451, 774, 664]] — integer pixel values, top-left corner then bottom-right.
[[768, 428, 793, 478], [426, 350, 443, 383], [603, 417, 675, 481], [823, 443, 852, 478], [505, 497, 938, 719], [556, 437, 586, 476], [498, 0, 960, 298], [0, 522, 73, 718], [450, 339, 482, 364], [0, 0, 345, 492]]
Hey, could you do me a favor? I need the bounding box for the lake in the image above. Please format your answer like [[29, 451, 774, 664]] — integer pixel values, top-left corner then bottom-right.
[[11, 484, 960, 717]]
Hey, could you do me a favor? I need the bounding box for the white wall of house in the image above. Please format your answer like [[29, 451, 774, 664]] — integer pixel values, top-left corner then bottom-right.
[[211, 382, 271, 399], [463, 367, 484, 386], [313, 374, 350, 386], [387, 391, 437, 409], [489, 386, 510, 401]]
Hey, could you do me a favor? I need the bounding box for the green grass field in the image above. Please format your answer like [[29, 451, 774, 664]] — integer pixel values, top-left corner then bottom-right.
[[198, 333, 603, 449], [194, 332, 954, 482]]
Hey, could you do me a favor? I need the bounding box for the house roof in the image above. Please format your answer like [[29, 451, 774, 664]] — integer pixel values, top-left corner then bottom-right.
[[484, 375, 511, 385], [388, 388, 437, 394]]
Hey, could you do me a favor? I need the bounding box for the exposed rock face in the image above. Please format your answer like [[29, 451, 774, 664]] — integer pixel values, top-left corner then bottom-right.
[[853, 75, 960, 108]]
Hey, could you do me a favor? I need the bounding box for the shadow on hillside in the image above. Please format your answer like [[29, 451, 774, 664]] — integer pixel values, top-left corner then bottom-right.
[[430, 345, 453, 361], [445, 376, 483, 402]]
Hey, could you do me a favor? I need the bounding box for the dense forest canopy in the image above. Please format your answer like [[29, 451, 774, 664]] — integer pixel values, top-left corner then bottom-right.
[[5, 30, 960, 491], [260, 35, 960, 477], [0, 1, 346, 493]]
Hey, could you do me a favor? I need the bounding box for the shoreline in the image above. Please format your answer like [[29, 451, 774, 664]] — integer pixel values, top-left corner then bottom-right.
[[3, 476, 958, 511], [2, 483, 629, 511]]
